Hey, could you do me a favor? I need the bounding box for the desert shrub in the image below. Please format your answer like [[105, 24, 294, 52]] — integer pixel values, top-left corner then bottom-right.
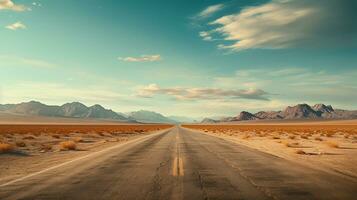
[[59, 141, 77, 151], [286, 142, 299, 147], [41, 144, 53, 152], [289, 135, 296, 140], [326, 132, 334, 137], [315, 137, 323, 141], [242, 135, 250, 139], [326, 141, 339, 148], [23, 135, 35, 140], [0, 143, 14, 153], [272, 136, 280, 139], [33, 133, 41, 137], [16, 141, 26, 147], [73, 137, 83, 143], [301, 135, 309, 139], [97, 132, 105, 137], [52, 134, 61, 139], [296, 149, 306, 155]]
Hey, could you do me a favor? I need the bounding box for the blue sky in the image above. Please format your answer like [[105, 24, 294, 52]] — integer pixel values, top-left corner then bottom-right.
[[1, 0, 357, 117]]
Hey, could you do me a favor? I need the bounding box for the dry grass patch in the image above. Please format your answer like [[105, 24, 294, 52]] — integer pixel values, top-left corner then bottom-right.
[[326, 132, 334, 137], [296, 149, 306, 155], [52, 134, 61, 139], [0, 143, 14, 153], [40, 144, 53, 152], [97, 132, 106, 137], [15, 141, 26, 147], [242, 135, 250, 139], [326, 141, 339, 148], [59, 141, 77, 151], [73, 137, 83, 143], [301, 135, 309, 139], [23, 135, 36, 140], [285, 142, 299, 148], [289, 135, 296, 140]]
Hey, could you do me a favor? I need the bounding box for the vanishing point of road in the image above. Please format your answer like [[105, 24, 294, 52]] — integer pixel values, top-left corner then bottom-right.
[[0, 126, 356, 200]]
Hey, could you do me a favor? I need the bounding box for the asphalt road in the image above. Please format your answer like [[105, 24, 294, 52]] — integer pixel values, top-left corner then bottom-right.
[[1, 126, 356, 200]]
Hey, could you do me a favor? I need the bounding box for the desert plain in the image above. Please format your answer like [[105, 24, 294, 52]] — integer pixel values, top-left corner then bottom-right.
[[0, 123, 172, 185], [1, 120, 357, 200], [183, 120, 357, 179]]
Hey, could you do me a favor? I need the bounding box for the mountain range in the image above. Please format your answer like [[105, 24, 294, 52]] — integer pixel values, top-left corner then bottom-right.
[[0, 101, 130, 121], [0, 101, 186, 124], [127, 110, 177, 124], [1, 101, 356, 124], [202, 103, 357, 123]]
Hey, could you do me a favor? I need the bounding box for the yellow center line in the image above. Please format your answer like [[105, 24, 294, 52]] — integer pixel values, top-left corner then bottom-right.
[[172, 157, 178, 176], [172, 131, 184, 177], [178, 158, 184, 176]]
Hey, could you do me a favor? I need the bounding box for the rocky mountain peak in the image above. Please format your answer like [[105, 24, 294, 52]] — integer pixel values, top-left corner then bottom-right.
[[282, 104, 320, 119], [235, 111, 259, 121], [312, 104, 334, 113]]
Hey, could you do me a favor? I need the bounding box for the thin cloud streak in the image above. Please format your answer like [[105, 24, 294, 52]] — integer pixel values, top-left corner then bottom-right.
[[118, 55, 161, 62], [137, 84, 270, 101], [5, 22, 26, 30], [197, 4, 224, 19], [0, 55, 56, 68]]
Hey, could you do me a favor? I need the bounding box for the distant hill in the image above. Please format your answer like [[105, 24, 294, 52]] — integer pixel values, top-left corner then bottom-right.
[[201, 118, 219, 123], [0, 101, 130, 121], [168, 116, 198, 123], [128, 110, 177, 124], [201, 103, 357, 123]]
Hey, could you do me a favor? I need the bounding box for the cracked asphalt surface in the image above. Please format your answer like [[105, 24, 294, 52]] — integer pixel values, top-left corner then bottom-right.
[[0, 126, 356, 200]]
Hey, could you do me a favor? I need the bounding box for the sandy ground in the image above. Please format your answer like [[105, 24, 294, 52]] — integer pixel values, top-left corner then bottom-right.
[[0, 125, 170, 185], [183, 121, 357, 180]]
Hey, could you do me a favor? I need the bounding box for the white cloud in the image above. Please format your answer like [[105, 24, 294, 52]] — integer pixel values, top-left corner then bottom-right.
[[204, 0, 357, 51], [0, 0, 27, 11], [118, 55, 161, 62], [197, 4, 224, 19], [199, 31, 212, 41], [5, 22, 26, 30], [0, 55, 56, 68], [137, 83, 270, 101], [213, 67, 357, 107], [32, 2, 41, 7]]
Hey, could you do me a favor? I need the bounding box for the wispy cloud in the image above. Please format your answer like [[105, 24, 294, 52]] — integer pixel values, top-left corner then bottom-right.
[[0, 55, 56, 68], [5, 21, 26, 30], [3, 81, 125, 104], [137, 83, 270, 101], [197, 4, 224, 19], [0, 0, 28, 11], [213, 67, 357, 107], [118, 55, 162, 62], [202, 0, 357, 51], [199, 31, 212, 41]]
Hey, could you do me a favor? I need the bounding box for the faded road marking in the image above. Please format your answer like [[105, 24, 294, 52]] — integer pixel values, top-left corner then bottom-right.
[[172, 131, 184, 177]]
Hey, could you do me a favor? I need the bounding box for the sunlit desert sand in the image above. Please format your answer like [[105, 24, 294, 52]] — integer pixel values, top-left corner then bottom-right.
[[183, 120, 357, 179], [0, 124, 172, 184]]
